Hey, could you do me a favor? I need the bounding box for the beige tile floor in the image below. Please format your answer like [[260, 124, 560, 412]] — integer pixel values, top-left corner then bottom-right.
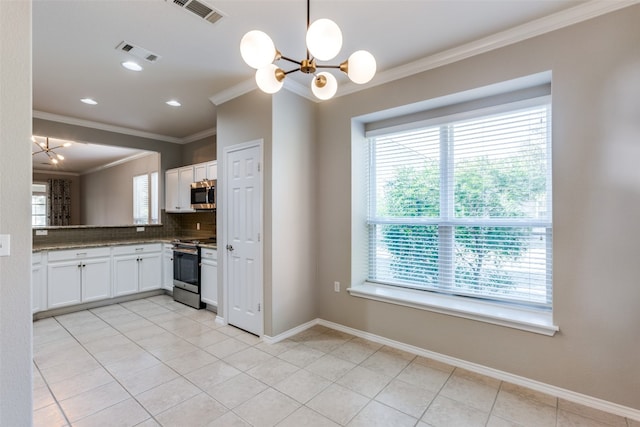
[[32, 295, 637, 427]]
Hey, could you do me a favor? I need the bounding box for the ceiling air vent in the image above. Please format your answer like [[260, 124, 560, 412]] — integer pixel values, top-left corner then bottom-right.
[[116, 41, 162, 63], [169, 0, 225, 25]]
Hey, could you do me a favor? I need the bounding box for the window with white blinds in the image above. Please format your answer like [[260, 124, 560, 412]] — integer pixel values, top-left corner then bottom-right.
[[133, 174, 149, 224], [367, 97, 552, 309]]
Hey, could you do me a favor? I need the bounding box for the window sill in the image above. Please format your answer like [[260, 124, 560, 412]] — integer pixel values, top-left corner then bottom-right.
[[348, 283, 559, 336]]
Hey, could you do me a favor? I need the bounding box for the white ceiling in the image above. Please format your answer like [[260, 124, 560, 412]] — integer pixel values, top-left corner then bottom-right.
[[33, 0, 624, 171]]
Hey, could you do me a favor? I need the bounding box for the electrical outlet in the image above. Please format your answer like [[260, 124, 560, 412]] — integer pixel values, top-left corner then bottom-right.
[[334, 281, 340, 292], [197, 222, 201, 230], [136, 227, 145, 232]]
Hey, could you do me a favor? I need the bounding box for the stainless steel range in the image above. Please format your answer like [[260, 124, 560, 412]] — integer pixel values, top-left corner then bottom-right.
[[171, 238, 216, 309]]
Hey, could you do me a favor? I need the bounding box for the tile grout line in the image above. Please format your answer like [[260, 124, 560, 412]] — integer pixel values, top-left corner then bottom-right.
[[45, 310, 155, 426], [32, 330, 74, 427]]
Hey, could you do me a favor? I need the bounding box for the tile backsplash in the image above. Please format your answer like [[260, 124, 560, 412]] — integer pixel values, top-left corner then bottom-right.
[[32, 210, 216, 247]]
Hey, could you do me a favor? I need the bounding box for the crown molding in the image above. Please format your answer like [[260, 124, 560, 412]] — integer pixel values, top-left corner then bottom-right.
[[33, 110, 183, 143], [336, 0, 639, 97], [181, 127, 217, 144], [209, 78, 257, 106], [211, 0, 639, 104], [32, 110, 216, 144]]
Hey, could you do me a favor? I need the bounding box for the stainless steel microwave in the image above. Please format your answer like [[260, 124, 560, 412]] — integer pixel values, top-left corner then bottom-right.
[[190, 180, 216, 210]]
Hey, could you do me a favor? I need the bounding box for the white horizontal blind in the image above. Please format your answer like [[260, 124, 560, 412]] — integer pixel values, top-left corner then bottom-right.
[[150, 172, 159, 224], [32, 183, 48, 227], [133, 174, 149, 224], [368, 100, 552, 308]]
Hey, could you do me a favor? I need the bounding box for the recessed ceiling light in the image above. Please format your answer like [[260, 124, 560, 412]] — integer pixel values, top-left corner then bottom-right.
[[121, 61, 143, 71], [166, 100, 181, 107], [80, 98, 98, 105]]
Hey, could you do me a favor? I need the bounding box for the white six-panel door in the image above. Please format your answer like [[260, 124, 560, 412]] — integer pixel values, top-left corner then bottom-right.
[[225, 141, 263, 335]]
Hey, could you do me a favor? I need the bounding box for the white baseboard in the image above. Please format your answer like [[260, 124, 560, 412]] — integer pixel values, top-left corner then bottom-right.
[[261, 318, 320, 345], [263, 317, 640, 421], [214, 316, 226, 326]]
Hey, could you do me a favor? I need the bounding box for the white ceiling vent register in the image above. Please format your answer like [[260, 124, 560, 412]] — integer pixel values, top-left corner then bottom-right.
[[116, 41, 162, 63], [168, 0, 225, 25]]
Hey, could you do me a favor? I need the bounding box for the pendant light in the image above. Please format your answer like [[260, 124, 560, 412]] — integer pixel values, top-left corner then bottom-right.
[[240, 0, 376, 100]]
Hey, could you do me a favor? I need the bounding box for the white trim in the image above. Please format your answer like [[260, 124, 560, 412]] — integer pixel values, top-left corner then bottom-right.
[[337, 0, 640, 98], [181, 127, 217, 144], [209, 76, 317, 106], [210, 0, 639, 105], [33, 110, 216, 145], [261, 318, 319, 345], [263, 318, 640, 421], [81, 151, 153, 175], [349, 283, 558, 336], [214, 315, 226, 326], [209, 79, 257, 106]]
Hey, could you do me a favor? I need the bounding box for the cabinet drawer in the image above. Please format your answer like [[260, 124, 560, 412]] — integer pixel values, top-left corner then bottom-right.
[[32, 252, 43, 264], [48, 247, 111, 262], [201, 249, 217, 260], [112, 243, 161, 256]]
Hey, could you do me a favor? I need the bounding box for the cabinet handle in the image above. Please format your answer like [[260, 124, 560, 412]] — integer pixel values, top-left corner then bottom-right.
[[76, 252, 87, 257], [77, 264, 82, 268]]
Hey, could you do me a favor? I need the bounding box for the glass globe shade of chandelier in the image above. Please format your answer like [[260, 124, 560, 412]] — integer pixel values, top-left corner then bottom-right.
[[240, 0, 376, 100]]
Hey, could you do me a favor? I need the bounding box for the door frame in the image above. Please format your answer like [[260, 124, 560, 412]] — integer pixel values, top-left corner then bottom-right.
[[220, 139, 264, 336]]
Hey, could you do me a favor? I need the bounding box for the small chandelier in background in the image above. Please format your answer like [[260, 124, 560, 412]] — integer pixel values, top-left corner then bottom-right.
[[32, 136, 72, 165], [240, 0, 376, 100]]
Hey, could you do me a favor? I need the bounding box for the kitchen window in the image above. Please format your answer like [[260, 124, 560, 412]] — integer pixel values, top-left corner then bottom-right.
[[32, 183, 47, 227], [133, 172, 158, 224], [355, 95, 555, 334]]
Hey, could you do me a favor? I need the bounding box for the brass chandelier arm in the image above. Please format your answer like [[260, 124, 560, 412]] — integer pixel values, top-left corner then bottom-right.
[[280, 55, 302, 65]]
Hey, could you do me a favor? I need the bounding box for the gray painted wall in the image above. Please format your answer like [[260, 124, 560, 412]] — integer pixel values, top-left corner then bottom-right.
[[181, 135, 216, 165], [81, 152, 159, 225], [315, 6, 640, 409], [0, 1, 33, 424], [216, 90, 273, 326], [272, 90, 318, 334], [216, 89, 318, 336]]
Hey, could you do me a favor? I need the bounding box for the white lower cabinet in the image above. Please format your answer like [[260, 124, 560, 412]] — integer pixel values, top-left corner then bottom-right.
[[47, 247, 111, 309], [162, 244, 174, 291], [33, 242, 169, 314], [112, 244, 162, 297], [32, 253, 46, 313], [200, 248, 217, 307]]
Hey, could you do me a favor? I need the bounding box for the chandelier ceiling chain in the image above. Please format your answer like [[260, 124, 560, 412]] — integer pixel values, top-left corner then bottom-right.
[[32, 136, 71, 165], [240, 0, 376, 100]]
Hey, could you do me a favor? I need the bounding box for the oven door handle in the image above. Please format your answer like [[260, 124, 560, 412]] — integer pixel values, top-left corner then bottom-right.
[[172, 248, 198, 255]]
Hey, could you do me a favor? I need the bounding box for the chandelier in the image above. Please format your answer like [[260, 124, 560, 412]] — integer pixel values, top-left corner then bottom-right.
[[32, 136, 71, 165], [239, 0, 376, 100]]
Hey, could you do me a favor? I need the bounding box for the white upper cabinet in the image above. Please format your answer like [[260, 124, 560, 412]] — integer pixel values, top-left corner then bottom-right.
[[165, 165, 195, 212], [194, 161, 217, 182]]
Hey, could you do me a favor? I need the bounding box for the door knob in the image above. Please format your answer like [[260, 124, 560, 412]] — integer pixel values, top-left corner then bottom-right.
[[226, 244, 234, 252]]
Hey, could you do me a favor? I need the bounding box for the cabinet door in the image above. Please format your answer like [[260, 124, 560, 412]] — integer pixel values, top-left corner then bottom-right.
[[139, 252, 162, 292], [201, 259, 218, 306], [194, 163, 207, 182], [48, 261, 82, 308], [82, 257, 111, 302], [165, 169, 180, 212], [113, 255, 139, 297], [207, 161, 217, 180], [32, 264, 45, 313], [162, 248, 174, 290], [178, 166, 195, 211]]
